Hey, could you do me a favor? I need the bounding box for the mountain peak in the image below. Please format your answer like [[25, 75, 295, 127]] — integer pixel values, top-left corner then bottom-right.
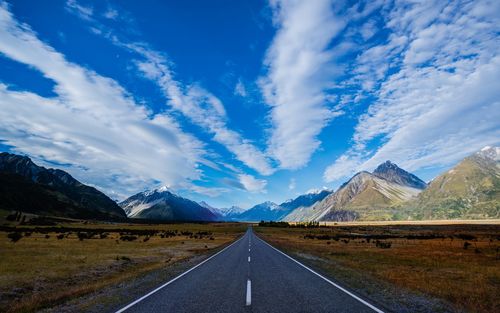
[[373, 161, 427, 189], [373, 160, 399, 172], [143, 186, 174, 197], [476, 146, 499, 161]]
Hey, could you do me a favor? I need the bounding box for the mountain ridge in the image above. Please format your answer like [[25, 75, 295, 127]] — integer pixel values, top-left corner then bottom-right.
[[0, 152, 126, 220]]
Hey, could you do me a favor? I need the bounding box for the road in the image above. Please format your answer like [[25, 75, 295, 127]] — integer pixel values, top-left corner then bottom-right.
[[116, 227, 384, 313]]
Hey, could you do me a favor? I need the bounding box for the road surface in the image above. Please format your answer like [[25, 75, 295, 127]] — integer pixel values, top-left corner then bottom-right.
[[116, 227, 384, 313]]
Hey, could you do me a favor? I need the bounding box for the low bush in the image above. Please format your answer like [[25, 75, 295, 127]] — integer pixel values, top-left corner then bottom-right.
[[7, 232, 23, 243]]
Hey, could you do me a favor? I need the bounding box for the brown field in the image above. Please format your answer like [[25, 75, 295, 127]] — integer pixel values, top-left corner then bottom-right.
[[255, 223, 500, 313], [0, 215, 246, 313]]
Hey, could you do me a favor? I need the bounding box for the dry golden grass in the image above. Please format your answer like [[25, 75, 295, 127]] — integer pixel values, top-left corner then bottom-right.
[[0, 221, 245, 313], [255, 224, 500, 313]]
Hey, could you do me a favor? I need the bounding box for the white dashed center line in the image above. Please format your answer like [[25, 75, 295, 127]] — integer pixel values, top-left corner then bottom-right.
[[246, 279, 251, 306]]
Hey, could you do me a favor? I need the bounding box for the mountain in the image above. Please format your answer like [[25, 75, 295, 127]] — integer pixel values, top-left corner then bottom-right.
[[120, 187, 218, 221], [373, 161, 427, 189], [199, 202, 246, 221], [0, 152, 126, 220], [311, 162, 426, 222], [198, 201, 222, 219], [235, 201, 289, 222], [281, 189, 333, 221], [218, 205, 246, 216], [403, 146, 500, 219]]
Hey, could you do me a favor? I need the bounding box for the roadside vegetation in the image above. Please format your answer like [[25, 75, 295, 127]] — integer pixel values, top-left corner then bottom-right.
[[256, 222, 500, 313], [0, 211, 245, 313]]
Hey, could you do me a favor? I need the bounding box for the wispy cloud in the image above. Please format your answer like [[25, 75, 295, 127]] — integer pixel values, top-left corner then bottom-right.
[[259, 0, 345, 170], [65, 1, 275, 176], [288, 178, 296, 190], [324, 0, 500, 182], [234, 79, 248, 97], [134, 50, 275, 176], [0, 3, 205, 199], [65, 0, 93, 21], [238, 174, 267, 193]]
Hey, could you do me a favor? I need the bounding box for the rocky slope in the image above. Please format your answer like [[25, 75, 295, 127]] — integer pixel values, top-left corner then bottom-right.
[[403, 146, 499, 219], [281, 189, 333, 221], [309, 162, 426, 222]]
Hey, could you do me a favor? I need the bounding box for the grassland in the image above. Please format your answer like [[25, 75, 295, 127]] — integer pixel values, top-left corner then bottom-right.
[[255, 222, 500, 313], [0, 213, 245, 313]]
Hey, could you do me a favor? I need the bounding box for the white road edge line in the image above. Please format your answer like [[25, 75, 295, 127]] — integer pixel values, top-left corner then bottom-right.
[[248, 256, 251, 262], [246, 279, 252, 306], [256, 235, 385, 313], [115, 234, 245, 313]]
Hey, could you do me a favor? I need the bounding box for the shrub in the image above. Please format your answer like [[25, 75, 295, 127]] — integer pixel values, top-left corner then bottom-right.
[[120, 235, 138, 241], [463, 241, 472, 250], [45, 234, 50, 239], [7, 232, 23, 243], [56, 234, 65, 240], [375, 240, 392, 249], [258, 221, 290, 227]]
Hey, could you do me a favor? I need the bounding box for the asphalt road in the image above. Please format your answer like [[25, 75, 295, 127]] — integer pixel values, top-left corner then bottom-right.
[[116, 227, 384, 313]]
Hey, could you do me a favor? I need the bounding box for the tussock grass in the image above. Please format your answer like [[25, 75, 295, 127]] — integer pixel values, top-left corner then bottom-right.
[[256, 224, 500, 313], [0, 221, 245, 312]]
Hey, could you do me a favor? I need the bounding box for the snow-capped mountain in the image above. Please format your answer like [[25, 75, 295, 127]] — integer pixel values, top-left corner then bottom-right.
[[120, 187, 218, 221], [198, 201, 247, 220], [219, 205, 246, 216], [476, 145, 500, 161], [234, 201, 289, 222]]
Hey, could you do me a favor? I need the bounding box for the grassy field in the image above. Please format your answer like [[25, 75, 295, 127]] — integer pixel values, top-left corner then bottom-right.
[[0, 213, 246, 313], [255, 222, 500, 313]]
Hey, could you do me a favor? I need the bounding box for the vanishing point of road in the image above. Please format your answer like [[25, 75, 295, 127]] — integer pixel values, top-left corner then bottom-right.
[[115, 227, 384, 313]]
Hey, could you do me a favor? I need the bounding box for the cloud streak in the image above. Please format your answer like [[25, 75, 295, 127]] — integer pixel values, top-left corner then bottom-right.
[[324, 0, 500, 182], [0, 3, 206, 199], [260, 0, 345, 169], [64, 1, 275, 177]]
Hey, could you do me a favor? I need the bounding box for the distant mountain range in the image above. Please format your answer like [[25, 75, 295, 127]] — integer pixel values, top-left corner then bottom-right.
[[0, 152, 126, 220], [2, 146, 498, 222]]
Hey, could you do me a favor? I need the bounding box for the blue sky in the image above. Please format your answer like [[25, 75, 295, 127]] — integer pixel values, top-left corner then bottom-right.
[[0, 0, 499, 209]]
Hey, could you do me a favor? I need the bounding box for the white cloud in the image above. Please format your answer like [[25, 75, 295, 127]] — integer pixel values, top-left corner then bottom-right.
[[65, 5, 275, 177], [103, 7, 118, 20], [234, 79, 247, 97], [260, 0, 345, 169], [324, 0, 500, 182], [65, 0, 93, 21], [130, 47, 275, 176], [0, 4, 206, 199], [238, 174, 267, 193], [359, 19, 377, 41], [288, 178, 296, 190]]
